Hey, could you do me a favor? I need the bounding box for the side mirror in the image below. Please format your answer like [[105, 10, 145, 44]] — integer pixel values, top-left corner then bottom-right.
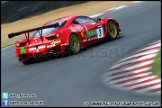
[[97, 18, 101, 22]]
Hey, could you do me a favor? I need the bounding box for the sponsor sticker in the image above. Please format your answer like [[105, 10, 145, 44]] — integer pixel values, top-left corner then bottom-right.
[[51, 40, 61, 45], [91, 36, 98, 40], [47, 44, 56, 48], [85, 30, 97, 38], [83, 39, 87, 42], [81, 32, 84, 37], [70, 25, 83, 32], [20, 47, 26, 54]]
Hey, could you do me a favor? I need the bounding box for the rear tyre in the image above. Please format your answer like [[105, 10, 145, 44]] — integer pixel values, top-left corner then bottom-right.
[[106, 21, 118, 40], [68, 34, 81, 55]]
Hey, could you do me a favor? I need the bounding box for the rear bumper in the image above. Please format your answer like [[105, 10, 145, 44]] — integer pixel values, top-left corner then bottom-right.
[[17, 45, 68, 62]]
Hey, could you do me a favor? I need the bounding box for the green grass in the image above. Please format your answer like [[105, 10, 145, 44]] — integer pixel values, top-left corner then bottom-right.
[[151, 49, 161, 78], [1, 43, 14, 49]]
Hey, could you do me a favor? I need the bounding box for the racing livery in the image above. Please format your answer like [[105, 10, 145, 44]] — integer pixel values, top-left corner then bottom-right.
[[8, 15, 121, 64]]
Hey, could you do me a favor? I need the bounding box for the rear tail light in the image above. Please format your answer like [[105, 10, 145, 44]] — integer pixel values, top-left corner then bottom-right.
[[15, 42, 27, 47], [15, 42, 20, 47], [45, 33, 61, 40], [56, 33, 61, 38]]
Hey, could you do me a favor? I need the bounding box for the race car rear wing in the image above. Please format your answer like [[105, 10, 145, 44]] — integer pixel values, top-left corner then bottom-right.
[[8, 23, 59, 44]]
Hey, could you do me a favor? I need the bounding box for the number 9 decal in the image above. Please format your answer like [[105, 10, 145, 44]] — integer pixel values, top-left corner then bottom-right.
[[97, 25, 104, 39]]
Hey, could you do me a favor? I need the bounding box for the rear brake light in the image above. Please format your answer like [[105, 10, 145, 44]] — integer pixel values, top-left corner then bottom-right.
[[15, 42, 26, 47], [15, 42, 20, 47], [45, 33, 61, 40], [56, 33, 61, 38]]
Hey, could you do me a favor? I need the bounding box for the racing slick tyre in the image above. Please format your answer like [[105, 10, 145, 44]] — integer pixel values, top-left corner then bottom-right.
[[107, 21, 118, 40], [68, 34, 81, 55]]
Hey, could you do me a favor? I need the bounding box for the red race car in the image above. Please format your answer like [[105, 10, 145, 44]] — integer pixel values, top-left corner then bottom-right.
[[8, 15, 121, 64]]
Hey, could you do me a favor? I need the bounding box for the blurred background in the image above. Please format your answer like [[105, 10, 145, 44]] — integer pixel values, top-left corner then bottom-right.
[[1, 1, 88, 24], [2, 1, 130, 48]]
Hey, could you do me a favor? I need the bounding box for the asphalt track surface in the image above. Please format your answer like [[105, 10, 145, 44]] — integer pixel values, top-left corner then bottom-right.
[[1, 1, 161, 107]]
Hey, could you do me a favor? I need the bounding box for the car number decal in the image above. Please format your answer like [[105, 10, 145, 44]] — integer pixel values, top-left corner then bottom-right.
[[97, 25, 104, 39]]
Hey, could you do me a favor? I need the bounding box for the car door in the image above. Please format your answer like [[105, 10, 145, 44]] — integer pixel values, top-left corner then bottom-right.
[[78, 16, 105, 45], [71, 16, 93, 47], [71, 16, 105, 47], [86, 17, 106, 44], [82, 17, 97, 45]]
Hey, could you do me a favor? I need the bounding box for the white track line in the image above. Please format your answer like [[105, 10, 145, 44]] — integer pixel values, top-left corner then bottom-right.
[[107, 60, 154, 75], [135, 85, 161, 93], [119, 49, 160, 62], [107, 67, 152, 79], [108, 7, 117, 11], [114, 6, 126, 10], [106, 76, 158, 87], [110, 53, 156, 70], [137, 43, 161, 52], [90, 13, 103, 18], [126, 79, 161, 89], [1, 45, 14, 51], [132, 1, 143, 4], [108, 72, 152, 84], [149, 40, 161, 45]]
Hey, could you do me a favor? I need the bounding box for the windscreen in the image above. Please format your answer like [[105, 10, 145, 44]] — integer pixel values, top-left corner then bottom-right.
[[33, 20, 66, 38]]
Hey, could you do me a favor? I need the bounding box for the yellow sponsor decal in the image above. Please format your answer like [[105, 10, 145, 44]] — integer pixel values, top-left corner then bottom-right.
[[51, 40, 61, 44], [81, 32, 84, 37]]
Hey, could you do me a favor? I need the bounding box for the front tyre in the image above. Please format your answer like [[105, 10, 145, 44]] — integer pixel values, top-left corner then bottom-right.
[[68, 34, 81, 55], [107, 21, 118, 40]]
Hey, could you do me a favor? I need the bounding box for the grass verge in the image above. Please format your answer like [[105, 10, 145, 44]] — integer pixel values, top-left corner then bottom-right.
[[151, 49, 161, 78], [1, 43, 14, 49]]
